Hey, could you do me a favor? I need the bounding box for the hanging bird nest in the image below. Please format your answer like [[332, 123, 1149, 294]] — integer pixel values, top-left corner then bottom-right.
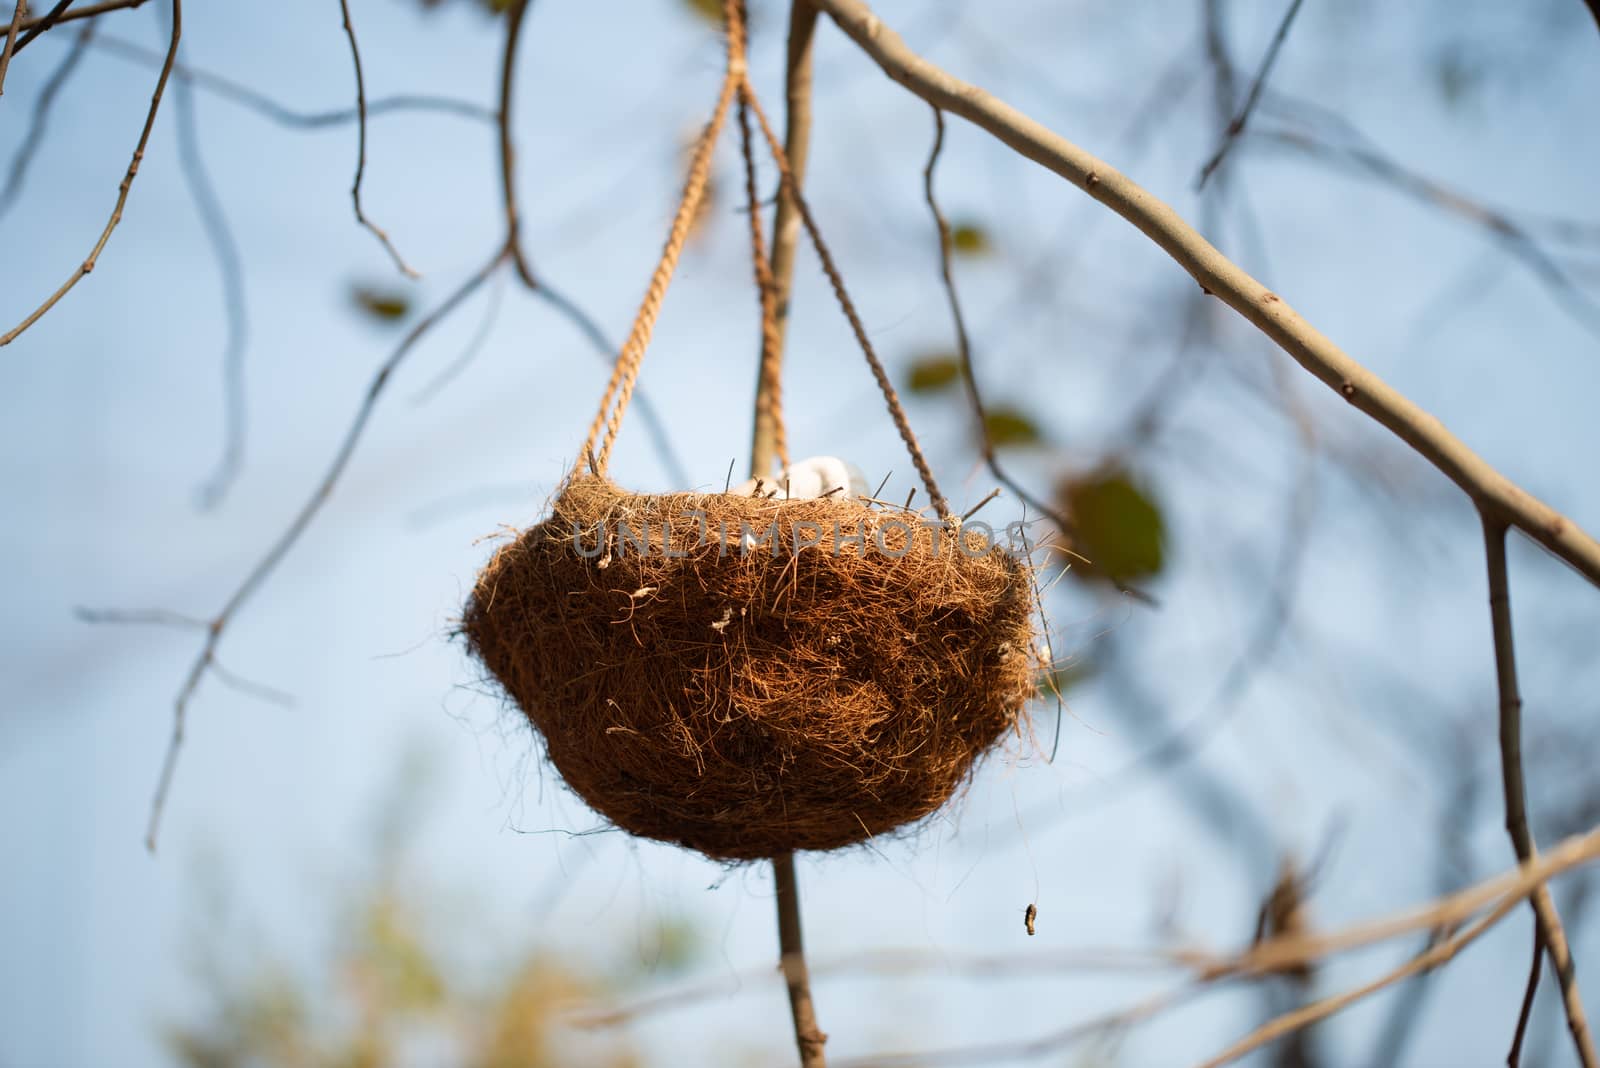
[[462, 476, 1038, 861], [460, 9, 1040, 862]]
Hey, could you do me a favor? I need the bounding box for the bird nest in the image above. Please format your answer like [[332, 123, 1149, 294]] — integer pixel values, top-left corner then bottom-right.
[[461, 475, 1040, 861]]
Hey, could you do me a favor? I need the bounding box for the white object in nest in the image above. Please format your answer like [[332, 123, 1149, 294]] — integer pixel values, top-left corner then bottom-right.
[[729, 455, 869, 501]]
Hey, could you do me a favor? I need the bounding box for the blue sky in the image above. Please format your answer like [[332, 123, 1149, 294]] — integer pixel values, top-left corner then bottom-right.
[[3, 1, 1600, 1064]]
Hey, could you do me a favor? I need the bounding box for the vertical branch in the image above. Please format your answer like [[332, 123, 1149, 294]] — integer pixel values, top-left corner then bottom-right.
[[735, 3, 824, 1061], [0, 1, 25, 97], [750, 0, 817, 477], [1482, 513, 1599, 1068], [337, 0, 418, 278], [498, 0, 538, 288], [775, 851, 828, 1067]]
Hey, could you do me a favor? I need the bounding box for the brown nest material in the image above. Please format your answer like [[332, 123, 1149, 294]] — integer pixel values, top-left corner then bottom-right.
[[462, 475, 1039, 861]]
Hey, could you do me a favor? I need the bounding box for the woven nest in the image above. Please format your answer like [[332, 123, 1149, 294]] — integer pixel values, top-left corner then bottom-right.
[[462, 475, 1039, 861]]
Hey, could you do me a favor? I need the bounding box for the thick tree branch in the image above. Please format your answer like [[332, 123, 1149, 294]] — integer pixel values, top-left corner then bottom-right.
[[0, 0, 179, 348], [807, 0, 1600, 589], [1483, 514, 1599, 1068]]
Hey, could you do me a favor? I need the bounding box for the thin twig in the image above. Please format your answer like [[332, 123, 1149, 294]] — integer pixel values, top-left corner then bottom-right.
[[0, 21, 94, 221], [498, 0, 537, 288], [86, 32, 496, 127], [807, 0, 1600, 587], [1194, 0, 1306, 188], [1510, 924, 1544, 1067], [1252, 124, 1600, 343], [411, 264, 507, 404], [144, 247, 507, 851], [775, 852, 828, 1067], [0, 1, 25, 96], [1197, 887, 1526, 1068], [11, 0, 70, 55], [173, 63, 250, 510], [337, 0, 418, 278], [489, 0, 687, 488], [0, 0, 179, 349], [18, 0, 142, 32], [1483, 514, 1599, 1068]]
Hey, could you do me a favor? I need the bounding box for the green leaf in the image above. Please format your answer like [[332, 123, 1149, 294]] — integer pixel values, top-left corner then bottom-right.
[[1058, 470, 1166, 585], [351, 285, 411, 323], [950, 222, 992, 257], [906, 353, 962, 394], [983, 407, 1041, 447]]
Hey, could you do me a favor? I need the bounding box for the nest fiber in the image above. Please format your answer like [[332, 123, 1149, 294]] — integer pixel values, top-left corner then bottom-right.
[[463, 475, 1038, 861]]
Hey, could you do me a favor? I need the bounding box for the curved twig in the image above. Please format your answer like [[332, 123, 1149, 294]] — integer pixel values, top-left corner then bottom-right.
[[0, 22, 96, 221], [337, 0, 418, 278], [173, 65, 250, 510]]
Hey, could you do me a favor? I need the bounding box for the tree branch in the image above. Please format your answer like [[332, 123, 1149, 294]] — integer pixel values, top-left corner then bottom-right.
[[1483, 514, 1599, 1068], [749, 0, 817, 475], [0, 0, 179, 349], [1194, 0, 1306, 188], [84, 31, 496, 128], [18, 0, 145, 33], [142, 247, 507, 851], [338, 0, 418, 278], [0, 22, 95, 221], [775, 851, 828, 1067], [0, 1, 25, 97], [806, 0, 1600, 588]]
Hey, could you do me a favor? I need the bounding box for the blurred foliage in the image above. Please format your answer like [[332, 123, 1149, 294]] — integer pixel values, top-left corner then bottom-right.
[[949, 222, 992, 257], [904, 352, 962, 394], [981, 406, 1042, 447], [1057, 468, 1166, 586], [679, 0, 723, 25], [350, 284, 413, 324], [161, 750, 687, 1068]]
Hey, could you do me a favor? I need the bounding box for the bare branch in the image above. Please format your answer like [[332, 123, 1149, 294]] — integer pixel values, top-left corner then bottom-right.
[[491, 0, 688, 488], [1194, 0, 1306, 188], [85, 31, 496, 127], [0, 0, 180, 349], [1484, 514, 1599, 1068], [1510, 924, 1544, 1067], [749, 0, 817, 475], [0, 1, 25, 96], [807, 0, 1600, 588], [144, 247, 507, 851], [172, 63, 250, 509], [19, 0, 146, 33], [498, 0, 537, 288], [10, 0, 70, 56], [337, 0, 418, 278], [0, 22, 95, 221], [1253, 124, 1600, 342], [775, 852, 828, 1067]]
